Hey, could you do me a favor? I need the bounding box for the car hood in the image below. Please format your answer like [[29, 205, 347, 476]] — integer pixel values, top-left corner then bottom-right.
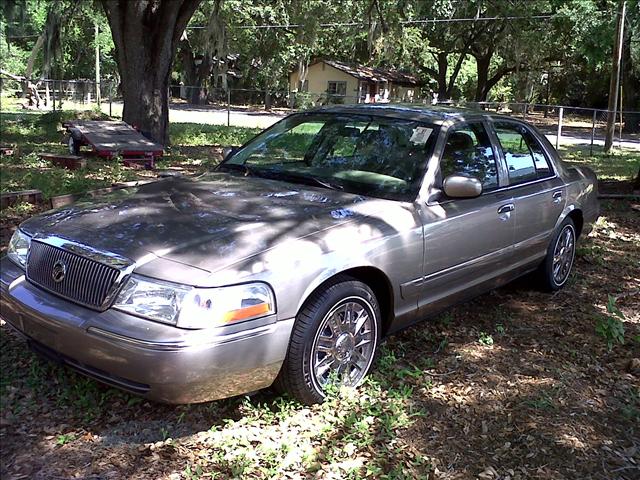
[[20, 173, 370, 283]]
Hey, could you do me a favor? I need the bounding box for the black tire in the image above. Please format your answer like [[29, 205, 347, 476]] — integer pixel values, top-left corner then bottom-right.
[[68, 135, 80, 155], [537, 217, 577, 292], [274, 276, 381, 405]]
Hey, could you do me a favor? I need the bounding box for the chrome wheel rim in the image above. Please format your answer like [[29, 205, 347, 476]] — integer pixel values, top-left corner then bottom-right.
[[552, 225, 575, 286], [310, 297, 377, 393]]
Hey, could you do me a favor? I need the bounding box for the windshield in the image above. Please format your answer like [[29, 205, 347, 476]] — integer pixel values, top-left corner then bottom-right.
[[220, 113, 439, 201]]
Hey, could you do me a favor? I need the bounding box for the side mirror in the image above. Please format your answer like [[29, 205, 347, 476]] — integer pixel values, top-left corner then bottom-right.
[[222, 146, 239, 161], [443, 174, 483, 198]]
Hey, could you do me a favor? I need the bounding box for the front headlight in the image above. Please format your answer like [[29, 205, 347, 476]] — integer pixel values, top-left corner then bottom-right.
[[113, 275, 275, 329], [7, 229, 31, 269]]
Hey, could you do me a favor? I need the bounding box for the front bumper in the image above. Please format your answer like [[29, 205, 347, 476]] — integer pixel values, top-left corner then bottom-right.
[[0, 256, 293, 404]]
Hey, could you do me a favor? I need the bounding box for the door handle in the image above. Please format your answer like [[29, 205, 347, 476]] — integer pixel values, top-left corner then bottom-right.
[[552, 190, 563, 203], [497, 203, 515, 214]]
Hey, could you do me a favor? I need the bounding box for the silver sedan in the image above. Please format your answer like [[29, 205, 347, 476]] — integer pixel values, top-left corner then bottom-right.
[[1, 105, 599, 405]]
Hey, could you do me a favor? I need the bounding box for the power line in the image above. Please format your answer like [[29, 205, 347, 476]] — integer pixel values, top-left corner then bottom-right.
[[187, 14, 554, 30]]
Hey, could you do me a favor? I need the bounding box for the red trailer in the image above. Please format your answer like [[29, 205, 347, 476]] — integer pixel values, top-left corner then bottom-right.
[[62, 120, 163, 169]]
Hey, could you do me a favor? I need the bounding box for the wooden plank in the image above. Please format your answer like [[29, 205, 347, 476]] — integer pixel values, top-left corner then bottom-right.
[[39, 153, 87, 170], [50, 193, 81, 209], [1, 190, 44, 209], [38, 153, 83, 160]]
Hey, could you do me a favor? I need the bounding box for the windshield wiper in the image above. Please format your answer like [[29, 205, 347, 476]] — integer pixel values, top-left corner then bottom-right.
[[273, 172, 344, 191], [217, 163, 259, 177], [219, 164, 343, 191]]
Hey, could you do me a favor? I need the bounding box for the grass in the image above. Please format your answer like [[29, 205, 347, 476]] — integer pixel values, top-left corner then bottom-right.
[[559, 145, 639, 181], [0, 339, 430, 478], [1, 151, 137, 200], [169, 122, 260, 147], [0, 111, 262, 200]]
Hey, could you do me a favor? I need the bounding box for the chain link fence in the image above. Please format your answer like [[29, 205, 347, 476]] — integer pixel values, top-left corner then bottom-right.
[[2, 78, 638, 152], [0, 78, 119, 117]]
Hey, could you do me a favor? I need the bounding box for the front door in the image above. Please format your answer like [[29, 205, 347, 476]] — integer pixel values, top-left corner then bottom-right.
[[417, 121, 515, 316]]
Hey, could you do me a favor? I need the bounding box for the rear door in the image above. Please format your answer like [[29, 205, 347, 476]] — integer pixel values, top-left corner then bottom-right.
[[490, 120, 565, 266], [417, 120, 515, 316]]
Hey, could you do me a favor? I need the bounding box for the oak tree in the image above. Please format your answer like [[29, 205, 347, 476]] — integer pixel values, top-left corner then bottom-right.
[[101, 0, 203, 145]]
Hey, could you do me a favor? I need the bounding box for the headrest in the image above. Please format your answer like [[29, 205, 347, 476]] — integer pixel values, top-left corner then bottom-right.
[[445, 132, 474, 151], [337, 126, 361, 137]]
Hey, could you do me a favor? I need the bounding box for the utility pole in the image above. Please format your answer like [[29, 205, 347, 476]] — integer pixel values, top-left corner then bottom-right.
[[95, 22, 101, 105], [604, 0, 626, 152]]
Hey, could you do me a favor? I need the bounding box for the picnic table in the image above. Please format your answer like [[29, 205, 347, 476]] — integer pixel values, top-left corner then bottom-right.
[[63, 120, 163, 168]]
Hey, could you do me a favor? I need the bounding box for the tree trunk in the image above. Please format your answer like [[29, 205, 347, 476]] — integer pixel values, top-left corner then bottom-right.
[[101, 0, 203, 146], [622, 23, 640, 133], [265, 89, 272, 110], [445, 53, 467, 100], [25, 33, 45, 81], [475, 54, 490, 102], [178, 39, 197, 99], [436, 52, 448, 100]]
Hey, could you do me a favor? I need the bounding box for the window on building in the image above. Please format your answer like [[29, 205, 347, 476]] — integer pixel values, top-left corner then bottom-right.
[[327, 81, 347, 96]]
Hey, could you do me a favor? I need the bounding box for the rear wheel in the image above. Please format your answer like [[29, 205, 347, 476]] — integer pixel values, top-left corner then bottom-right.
[[538, 217, 576, 291], [274, 277, 381, 405]]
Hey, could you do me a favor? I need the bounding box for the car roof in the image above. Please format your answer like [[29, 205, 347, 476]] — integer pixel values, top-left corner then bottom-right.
[[310, 103, 519, 125]]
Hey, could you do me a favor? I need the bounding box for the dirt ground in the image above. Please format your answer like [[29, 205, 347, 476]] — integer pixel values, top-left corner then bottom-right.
[[0, 195, 638, 479]]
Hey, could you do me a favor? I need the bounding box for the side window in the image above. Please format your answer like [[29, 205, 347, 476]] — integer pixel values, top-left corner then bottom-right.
[[494, 122, 553, 184], [523, 130, 554, 178], [441, 122, 498, 191]]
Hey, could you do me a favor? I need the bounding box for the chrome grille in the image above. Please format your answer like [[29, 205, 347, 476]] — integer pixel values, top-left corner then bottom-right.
[[26, 240, 122, 310]]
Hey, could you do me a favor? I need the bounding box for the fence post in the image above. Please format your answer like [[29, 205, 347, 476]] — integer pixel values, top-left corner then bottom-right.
[[52, 81, 56, 111], [109, 81, 112, 117], [523, 102, 527, 120], [590, 110, 596, 156], [619, 106, 623, 149], [556, 107, 564, 150], [227, 89, 231, 127]]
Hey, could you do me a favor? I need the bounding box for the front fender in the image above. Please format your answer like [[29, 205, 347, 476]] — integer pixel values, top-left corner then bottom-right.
[[295, 260, 380, 314]]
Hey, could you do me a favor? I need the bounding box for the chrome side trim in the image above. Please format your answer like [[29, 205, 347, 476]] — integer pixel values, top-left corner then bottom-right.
[[490, 174, 559, 194], [405, 246, 511, 290], [422, 247, 507, 283]]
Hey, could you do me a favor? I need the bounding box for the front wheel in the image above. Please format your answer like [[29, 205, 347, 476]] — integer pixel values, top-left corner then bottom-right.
[[274, 277, 381, 405], [68, 135, 80, 155], [538, 217, 576, 291]]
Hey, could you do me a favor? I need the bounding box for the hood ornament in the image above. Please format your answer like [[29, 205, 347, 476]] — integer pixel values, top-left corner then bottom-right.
[[52, 260, 67, 283]]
